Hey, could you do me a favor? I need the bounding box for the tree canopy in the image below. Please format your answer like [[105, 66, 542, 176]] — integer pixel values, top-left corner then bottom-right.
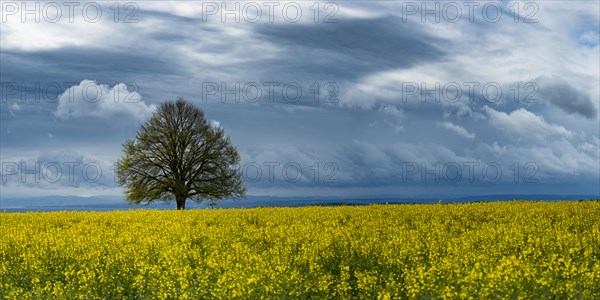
[[116, 98, 245, 209]]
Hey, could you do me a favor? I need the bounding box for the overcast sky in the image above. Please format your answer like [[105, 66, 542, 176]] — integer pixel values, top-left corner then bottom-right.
[[1, 1, 599, 200]]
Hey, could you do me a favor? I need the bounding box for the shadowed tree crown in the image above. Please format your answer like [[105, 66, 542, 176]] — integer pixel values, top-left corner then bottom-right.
[[116, 98, 245, 209]]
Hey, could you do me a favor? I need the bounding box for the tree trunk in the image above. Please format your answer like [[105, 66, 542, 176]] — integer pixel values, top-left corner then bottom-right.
[[176, 195, 186, 210]]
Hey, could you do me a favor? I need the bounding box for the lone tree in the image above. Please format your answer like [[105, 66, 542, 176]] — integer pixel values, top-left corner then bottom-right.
[[116, 98, 245, 210]]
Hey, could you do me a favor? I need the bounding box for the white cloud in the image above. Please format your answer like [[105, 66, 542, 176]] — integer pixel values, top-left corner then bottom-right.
[[378, 105, 405, 133], [0, 150, 117, 189], [1, 11, 121, 52], [380, 105, 404, 120], [8, 102, 21, 116], [383, 120, 405, 133], [54, 80, 156, 122], [483, 106, 573, 142], [438, 121, 475, 140], [477, 140, 599, 177], [0, 2, 169, 53]]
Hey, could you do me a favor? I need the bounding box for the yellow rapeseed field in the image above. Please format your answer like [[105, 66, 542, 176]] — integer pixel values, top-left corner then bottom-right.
[[1, 201, 599, 299]]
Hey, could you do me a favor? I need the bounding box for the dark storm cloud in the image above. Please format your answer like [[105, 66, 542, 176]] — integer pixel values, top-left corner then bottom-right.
[[537, 76, 597, 119], [254, 16, 448, 80], [1, 48, 183, 84], [0, 105, 138, 150]]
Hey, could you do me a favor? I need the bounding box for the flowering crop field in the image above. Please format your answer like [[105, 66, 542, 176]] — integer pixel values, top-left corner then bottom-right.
[[1, 201, 599, 299]]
